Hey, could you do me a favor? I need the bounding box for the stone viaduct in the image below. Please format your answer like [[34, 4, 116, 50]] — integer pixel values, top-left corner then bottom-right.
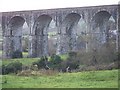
[[1, 4, 119, 58]]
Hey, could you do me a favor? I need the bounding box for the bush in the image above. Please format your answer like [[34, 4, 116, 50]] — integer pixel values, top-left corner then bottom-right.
[[76, 51, 92, 66], [12, 50, 23, 58], [68, 52, 80, 70], [1, 65, 6, 74], [32, 56, 48, 69], [68, 51, 77, 58], [2, 62, 22, 74], [32, 55, 63, 70], [65, 58, 79, 69], [49, 54, 62, 70], [50, 54, 62, 65], [61, 52, 80, 72]]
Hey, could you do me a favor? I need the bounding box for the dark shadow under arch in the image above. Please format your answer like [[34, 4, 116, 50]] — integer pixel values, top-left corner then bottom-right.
[[92, 11, 111, 28], [62, 13, 81, 35]]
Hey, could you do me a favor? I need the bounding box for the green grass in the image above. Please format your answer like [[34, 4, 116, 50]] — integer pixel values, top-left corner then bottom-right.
[[2, 58, 39, 66], [2, 69, 118, 88], [2, 54, 68, 66], [22, 52, 29, 58]]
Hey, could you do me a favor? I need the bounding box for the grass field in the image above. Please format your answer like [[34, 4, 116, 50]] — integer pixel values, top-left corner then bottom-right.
[[2, 58, 39, 66], [2, 54, 68, 66], [1, 53, 119, 88], [2, 69, 118, 88]]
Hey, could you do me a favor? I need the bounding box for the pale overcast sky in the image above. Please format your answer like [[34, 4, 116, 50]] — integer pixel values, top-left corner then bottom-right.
[[0, 0, 119, 12]]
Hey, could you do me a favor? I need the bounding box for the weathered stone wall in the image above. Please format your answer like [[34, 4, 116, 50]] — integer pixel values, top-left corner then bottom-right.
[[1, 5, 118, 58]]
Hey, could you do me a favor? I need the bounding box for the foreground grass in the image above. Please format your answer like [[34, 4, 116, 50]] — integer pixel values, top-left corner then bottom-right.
[[2, 69, 118, 88]]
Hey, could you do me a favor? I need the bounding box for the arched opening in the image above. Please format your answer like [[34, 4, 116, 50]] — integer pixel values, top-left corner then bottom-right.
[[22, 22, 30, 58], [91, 11, 117, 63], [62, 13, 81, 34], [92, 11, 116, 49], [48, 20, 57, 56], [8, 16, 25, 58], [76, 17, 88, 52], [59, 13, 81, 54], [32, 15, 52, 57]]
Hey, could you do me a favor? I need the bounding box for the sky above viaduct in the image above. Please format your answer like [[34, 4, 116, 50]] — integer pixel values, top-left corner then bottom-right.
[[0, 0, 119, 12]]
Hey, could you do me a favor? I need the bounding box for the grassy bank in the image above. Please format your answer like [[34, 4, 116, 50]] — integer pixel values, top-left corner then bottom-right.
[[2, 69, 118, 88], [2, 58, 39, 66], [2, 54, 68, 66]]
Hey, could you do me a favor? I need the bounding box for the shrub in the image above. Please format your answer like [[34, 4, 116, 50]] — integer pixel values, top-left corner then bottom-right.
[[50, 54, 62, 65], [1, 65, 6, 75], [68, 51, 77, 58], [32, 56, 48, 69], [76, 51, 92, 66], [49, 54, 62, 70], [12, 50, 23, 58], [2, 62, 22, 74], [68, 52, 80, 70], [67, 58, 79, 69], [61, 52, 80, 72]]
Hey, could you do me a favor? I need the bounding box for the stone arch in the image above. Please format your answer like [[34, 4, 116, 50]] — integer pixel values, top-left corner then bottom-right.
[[92, 11, 111, 28], [61, 13, 81, 34], [58, 13, 81, 54], [33, 14, 52, 35], [91, 10, 116, 49], [8, 16, 25, 36], [7, 16, 25, 58], [91, 9, 117, 23], [31, 14, 52, 57]]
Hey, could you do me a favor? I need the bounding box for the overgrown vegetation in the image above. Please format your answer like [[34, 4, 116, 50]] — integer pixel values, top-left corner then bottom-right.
[[2, 50, 119, 75], [32, 56, 49, 70], [1, 50, 119, 88], [2, 62, 22, 74], [49, 54, 62, 70], [11, 50, 23, 58], [32, 55, 63, 71]]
